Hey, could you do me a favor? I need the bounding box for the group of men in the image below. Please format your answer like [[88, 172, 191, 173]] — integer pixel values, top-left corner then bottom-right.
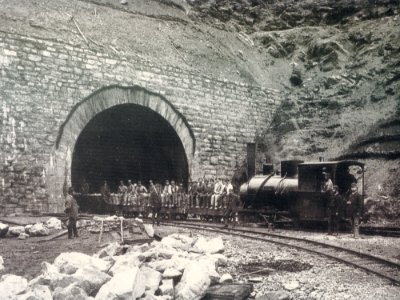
[[321, 169, 363, 238], [98, 177, 241, 227]]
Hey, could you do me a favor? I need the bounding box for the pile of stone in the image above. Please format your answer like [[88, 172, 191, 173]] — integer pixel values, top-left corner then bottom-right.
[[0, 217, 62, 240], [0, 233, 233, 299]]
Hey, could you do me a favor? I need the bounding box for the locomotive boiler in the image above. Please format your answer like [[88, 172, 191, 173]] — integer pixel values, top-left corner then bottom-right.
[[240, 160, 365, 224]]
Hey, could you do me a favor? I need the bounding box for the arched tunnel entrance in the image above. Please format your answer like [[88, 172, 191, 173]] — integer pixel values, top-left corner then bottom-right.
[[71, 103, 189, 194]]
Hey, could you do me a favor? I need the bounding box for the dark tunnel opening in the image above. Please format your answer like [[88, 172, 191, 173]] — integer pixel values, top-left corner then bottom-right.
[[71, 103, 189, 197]]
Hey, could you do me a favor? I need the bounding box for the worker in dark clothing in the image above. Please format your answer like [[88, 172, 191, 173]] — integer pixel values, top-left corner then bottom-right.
[[223, 187, 241, 228], [65, 187, 79, 239], [327, 185, 342, 235], [346, 183, 363, 238], [150, 183, 162, 226]]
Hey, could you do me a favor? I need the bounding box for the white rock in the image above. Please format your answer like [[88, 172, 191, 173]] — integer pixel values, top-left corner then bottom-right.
[[95, 267, 145, 300], [159, 279, 174, 297], [73, 265, 112, 295], [16, 284, 52, 300], [95, 242, 122, 259], [0, 222, 9, 237], [29, 262, 78, 290], [29, 223, 50, 236], [53, 282, 90, 300], [54, 252, 113, 274], [283, 280, 300, 291], [163, 267, 182, 278], [8, 226, 26, 236], [175, 260, 211, 300], [143, 224, 154, 238], [109, 252, 142, 275], [208, 253, 228, 266], [140, 266, 162, 295], [24, 224, 33, 234], [161, 236, 187, 250], [18, 232, 29, 240], [45, 217, 62, 230], [0, 274, 28, 298], [219, 273, 233, 284], [0, 256, 4, 271], [193, 236, 224, 254]]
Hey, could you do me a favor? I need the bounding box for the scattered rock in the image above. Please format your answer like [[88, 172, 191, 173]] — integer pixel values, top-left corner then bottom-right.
[[54, 252, 112, 274], [283, 280, 300, 291], [159, 278, 174, 297], [163, 267, 182, 278], [45, 217, 62, 230], [256, 291, 290, 300], [18, 232, 29, 240], [17, 284, 52, 300], [95, 268, 146, 300], [219, 273, 233, 284], [249, 277, 263, 283], [140, 266, 162, 295], [108, 252, 142, 275], [0, 274, 28, 298], [72, 265, 112, 295], [95, 242, 123, 259], [193, 236, 224, 254], [175, 260, 211, 300], [53, 282, 90, 300], [0, 222, 9, 237], [29, 223, 50, 236], [8, 226, 25, 236]]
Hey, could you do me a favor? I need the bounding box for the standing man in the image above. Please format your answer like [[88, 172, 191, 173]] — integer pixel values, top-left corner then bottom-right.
[[347, 183, 363, 238], [118, 180, 128, 213], [162, 180, 172, 207], [327, 185, 342, 235], [150, 183, 162, 226], [211, 178, 224, 209], [65, 187, 79, 239], [224, 185, 241, 228], [100, 180, 111, 211]]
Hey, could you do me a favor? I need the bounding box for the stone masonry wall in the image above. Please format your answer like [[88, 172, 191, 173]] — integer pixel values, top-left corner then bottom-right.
[[0, 30, 280, 214]]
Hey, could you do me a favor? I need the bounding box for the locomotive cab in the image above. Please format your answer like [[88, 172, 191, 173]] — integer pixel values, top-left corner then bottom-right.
[[296, 160, 364, 223]]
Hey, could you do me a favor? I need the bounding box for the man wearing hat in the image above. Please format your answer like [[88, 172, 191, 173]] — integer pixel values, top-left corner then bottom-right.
[[64, 187, 79, 239], [346, 183, 363, 238]]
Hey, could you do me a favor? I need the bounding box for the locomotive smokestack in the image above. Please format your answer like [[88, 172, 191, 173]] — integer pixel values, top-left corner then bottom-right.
[[247, 142, 256, 178]]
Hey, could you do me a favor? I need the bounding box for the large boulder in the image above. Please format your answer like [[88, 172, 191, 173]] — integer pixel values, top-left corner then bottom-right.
[[108, 252, 142, 275], [45, 217, 62, 230], [29, 262, 78, 290], [29, 223, 50, 236], [16, 284, 52, 300], [8, 226, 26, 236], [0, 222, 9, 237], [175, 260, 212, 300], [95, 242, 123, 259], [53, 282, 90, 300], [0, 274, 28, 298], [140, 266, 162, 295], [73, 265, 112, 295], [95, 268, 146, 300], [54, 252, 113, 274], [193, 236, 224, 254], [159, 278, 174, 297]]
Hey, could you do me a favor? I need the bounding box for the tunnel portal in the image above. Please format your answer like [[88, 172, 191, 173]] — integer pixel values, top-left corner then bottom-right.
[[71, 103, 189, 194]]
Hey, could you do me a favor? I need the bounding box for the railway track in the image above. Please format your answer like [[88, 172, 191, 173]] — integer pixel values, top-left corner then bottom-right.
[[162, 220, 400, 286]]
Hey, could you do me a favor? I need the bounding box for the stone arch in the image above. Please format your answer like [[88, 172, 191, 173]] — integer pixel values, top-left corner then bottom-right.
[[49, 85, 195, 212]]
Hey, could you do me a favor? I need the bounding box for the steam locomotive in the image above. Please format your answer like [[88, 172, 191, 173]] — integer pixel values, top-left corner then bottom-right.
[[239, 159, 365, 225]]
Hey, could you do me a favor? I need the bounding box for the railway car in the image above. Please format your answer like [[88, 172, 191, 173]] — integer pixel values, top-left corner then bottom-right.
[[239, 160, 365, 226]]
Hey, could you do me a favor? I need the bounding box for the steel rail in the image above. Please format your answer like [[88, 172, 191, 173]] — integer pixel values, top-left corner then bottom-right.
[[162, 220, 400, 286]]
